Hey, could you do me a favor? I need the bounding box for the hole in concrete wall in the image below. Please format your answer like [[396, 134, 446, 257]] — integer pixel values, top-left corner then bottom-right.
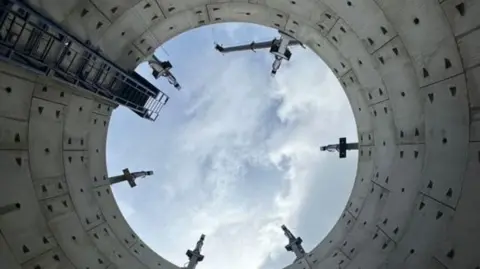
[[134, 249, 139, 254], [22, 245, 30, 253], [382, 243, 388, 249], [42, 236, 49, 244], [97, 191, 101, 197], [332, 252, 337, 257], [427, 181, 433, 189], [98, 259, 103, 264], [96, 22, 103, 30], [85, 218, 90, 224], [381, 26, 388, 35], [415, 128, 420, 136], [449, 86, 457, 96], [293, 21, 299, 26], [373, 233, 378, 240], [436, 211, 444, 220], [445, 58, 452, 69], [369, 150, 372, 156], [47, 205, 53, 212], [393, 227, 399, 234], [384, 107, 388, 114], [413, 17, 420, 25], [358, 59, 363, 65], [144, 3, 151, 9], [423, 68, 429, 78], [347, 1, 352, 6], [368, 93, 373, 100], [443, 138, 448, 144], [383, 218, 388, 225], [44, 148, 50, 154], [347, 220, 351, 225], [363, 221, 367, 225], [42, 185, 47, 193], [60, 92, 64, 97], [419, 202, 425, 210], [113, 215, 117, 219], [446, 249, 455, 259], [379, 88, 384, 95], [446, 188, 453, 198], [456, 3, 465, 16], [62, 200, 68, 207], [80, 188, 83, 193], [67, 138, 72, 145], [80, 9, 89, 17], [392, 47, 399, 56], [339, 260, 344, 265], [34, 265, 41, 269], [400, 131, 404, 138], [79, 106, 83, 112], [168, 7, 175, 12], [385, 177, 389, 183], [152, 15, 159, 21], [57, 183, 62, 190], [127, 50, 132, 56], [379, 193, 384, 199], [340, 26, 346, 33], [80, 139, 84, 145], [94, 119, 97, 124], [325, 13, 332, 19], [401, 188, 405, 192], [343, 241, 347, 246], [379, 56, 384, 64], [332, 36, 338, 43], [15, 157, 22, 166], [68, 156, 72, 163], [42, 86, 47, 92], [38, 106, 44, 114], [410, 249, 415, 254], [5, 86, 12, 93], [368, 38, 374, 46], [14, 133, 20, 143], [93, 233, 99, 239], [355, 208, 359, 213], [56, 110, 60, 118], [110, 6, 118, 13], [428, 93, 434, 103], [53, 254, 60, 261]]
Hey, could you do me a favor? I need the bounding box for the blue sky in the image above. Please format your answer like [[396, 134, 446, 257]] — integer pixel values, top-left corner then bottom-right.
[[106, 23, 357, 269]]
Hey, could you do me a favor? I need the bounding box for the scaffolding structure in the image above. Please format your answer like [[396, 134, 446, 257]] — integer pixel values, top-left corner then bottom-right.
[[0, 0, 169, 121]]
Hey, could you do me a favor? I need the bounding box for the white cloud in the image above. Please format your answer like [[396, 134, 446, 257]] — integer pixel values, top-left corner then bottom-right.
[[108, 24, 356, 269]]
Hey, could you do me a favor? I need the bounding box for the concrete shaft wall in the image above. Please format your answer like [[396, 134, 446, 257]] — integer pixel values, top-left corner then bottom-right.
[[0, 0, 479, 269]]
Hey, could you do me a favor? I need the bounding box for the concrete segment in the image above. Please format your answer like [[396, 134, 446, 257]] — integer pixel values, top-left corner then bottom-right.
[[0, 0, 479, 269]]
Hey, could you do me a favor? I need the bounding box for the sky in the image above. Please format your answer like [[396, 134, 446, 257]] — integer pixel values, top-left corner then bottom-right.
[[106, 23, 357, 269]]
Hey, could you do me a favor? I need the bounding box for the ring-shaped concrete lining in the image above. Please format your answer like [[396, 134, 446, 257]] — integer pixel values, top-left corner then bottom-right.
[[1, 0, 480, 269]]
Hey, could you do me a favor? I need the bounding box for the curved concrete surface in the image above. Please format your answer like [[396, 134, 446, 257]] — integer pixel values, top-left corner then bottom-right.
[[1, 0, 479, 269]]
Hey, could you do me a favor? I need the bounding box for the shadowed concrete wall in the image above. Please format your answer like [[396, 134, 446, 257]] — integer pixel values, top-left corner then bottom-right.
[[1, 0, 480, 269]]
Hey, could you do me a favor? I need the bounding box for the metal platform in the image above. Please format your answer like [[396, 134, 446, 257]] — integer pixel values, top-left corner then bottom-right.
[[0, 0, 169, 121]]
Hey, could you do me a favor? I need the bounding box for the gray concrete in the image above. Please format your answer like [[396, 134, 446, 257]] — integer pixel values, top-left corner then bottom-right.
[[1, 0, 480, 269]]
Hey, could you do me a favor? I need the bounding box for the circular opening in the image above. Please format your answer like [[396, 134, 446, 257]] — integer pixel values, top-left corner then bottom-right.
[[109, 22, 356, 268]]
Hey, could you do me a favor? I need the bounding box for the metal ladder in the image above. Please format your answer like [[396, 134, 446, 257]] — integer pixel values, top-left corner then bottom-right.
[[0, 0, 169, 121]]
